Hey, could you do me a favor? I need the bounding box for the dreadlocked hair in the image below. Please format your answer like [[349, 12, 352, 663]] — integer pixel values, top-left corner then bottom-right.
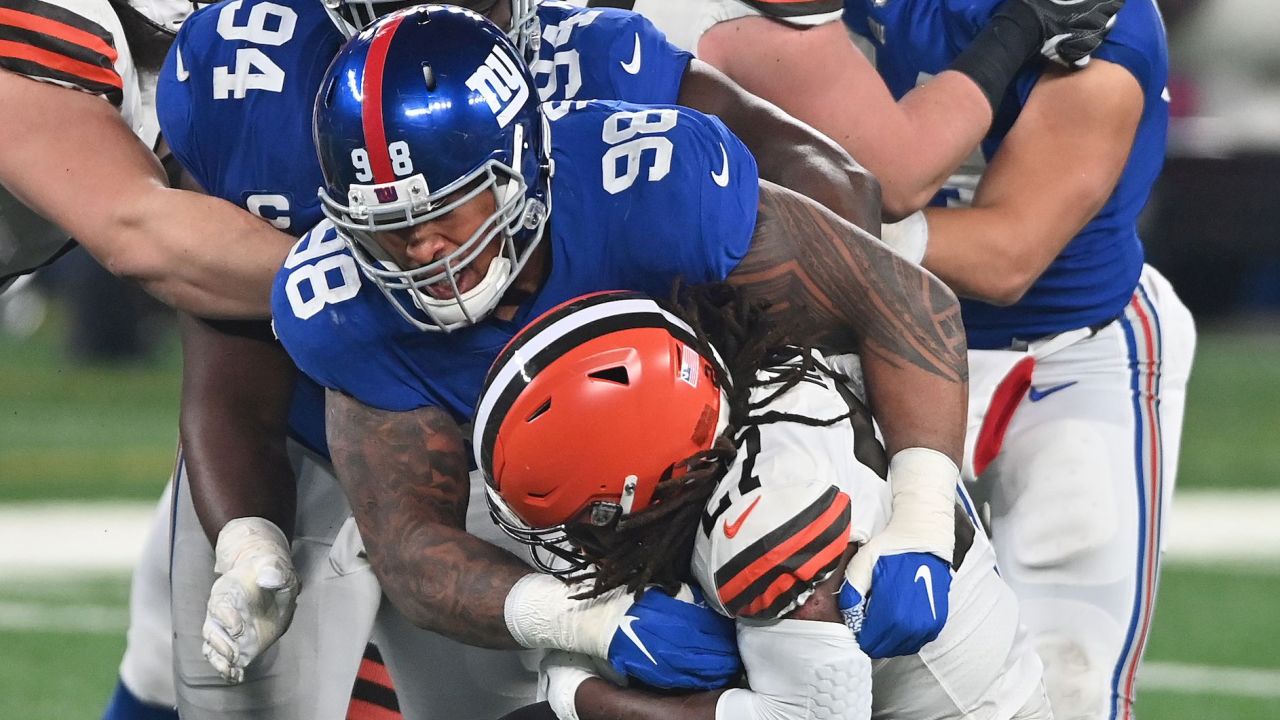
[[568, 436, 736, 599], [570, 281, 868, 600]]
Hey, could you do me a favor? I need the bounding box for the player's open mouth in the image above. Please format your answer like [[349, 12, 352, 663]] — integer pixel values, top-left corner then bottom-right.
[[425, 269, 477, 300]]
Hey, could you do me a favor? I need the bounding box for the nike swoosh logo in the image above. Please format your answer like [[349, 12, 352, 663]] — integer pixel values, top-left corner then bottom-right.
[[620, 34, 642, 75], [1028, 381, 1078, 402], [711, 144, 730, 188], [618, 615, 657, 665], [175, 47, 189, 82], [915, 565, 937, 621], [722, 496, 761, 539]]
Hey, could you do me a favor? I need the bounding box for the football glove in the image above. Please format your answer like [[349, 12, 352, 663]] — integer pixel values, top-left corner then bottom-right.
[[839, 551, 952, 658], [201, 517, 299, 684], [606, 584, 741, 690], [505, 574, 741, 691], [540, 651, 598, 720], [1014, 0, 1125, 68], [840, 448, 957, 658]]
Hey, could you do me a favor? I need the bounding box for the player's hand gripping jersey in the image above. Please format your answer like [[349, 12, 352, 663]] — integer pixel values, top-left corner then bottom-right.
[[693, 348, 888, 620], [0, 0, 177, 286], [157, 0, 697, 450], [272, 99, 758, 421], [693, 349, 1050, 720], [474, 291, 1049, 720]]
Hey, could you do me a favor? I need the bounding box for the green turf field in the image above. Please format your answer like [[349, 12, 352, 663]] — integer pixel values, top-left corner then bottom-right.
[[2, 316, 1279, 718]]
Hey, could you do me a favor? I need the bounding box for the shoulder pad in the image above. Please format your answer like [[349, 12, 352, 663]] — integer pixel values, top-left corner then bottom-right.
[[694, 475, 850, 620]]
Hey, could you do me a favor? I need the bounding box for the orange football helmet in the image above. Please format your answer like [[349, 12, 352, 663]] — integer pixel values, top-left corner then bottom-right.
[[473, 291, 729, 575]]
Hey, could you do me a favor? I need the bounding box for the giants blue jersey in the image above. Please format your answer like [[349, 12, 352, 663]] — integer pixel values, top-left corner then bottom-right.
[[156, 0, 692, 451], [844, 0, 1169, 348], [272, 100, 758, 420]]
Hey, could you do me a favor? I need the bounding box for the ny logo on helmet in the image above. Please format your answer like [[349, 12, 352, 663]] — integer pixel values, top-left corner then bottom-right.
[[466, 48, 530, 129]]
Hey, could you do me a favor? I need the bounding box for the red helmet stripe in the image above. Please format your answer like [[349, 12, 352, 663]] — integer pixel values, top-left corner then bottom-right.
[[361, 14, 406, 185]]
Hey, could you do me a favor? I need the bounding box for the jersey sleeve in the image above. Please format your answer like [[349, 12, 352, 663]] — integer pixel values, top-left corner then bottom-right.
[[0, 0, 126, 105], [690, 352, 891, 620], [155, 22, 207, 187], [1086, 0, 1164, 97], [591, 102, 759, 293], [693, 450, 852, 620], [601, 9, 690, 104], [1009, 0, 1165, 110], [271, 222, 433, 413]]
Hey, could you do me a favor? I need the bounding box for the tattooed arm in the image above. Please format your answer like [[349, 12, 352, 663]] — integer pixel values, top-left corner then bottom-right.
[[325, 390, 744, 688], [325, 389, 530, 648], [728, 180, 968, 461]]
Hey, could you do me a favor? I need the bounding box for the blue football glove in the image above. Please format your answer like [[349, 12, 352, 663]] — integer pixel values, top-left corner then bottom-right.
[[606, 584, 741, 690], [838, 551, 951, 659]]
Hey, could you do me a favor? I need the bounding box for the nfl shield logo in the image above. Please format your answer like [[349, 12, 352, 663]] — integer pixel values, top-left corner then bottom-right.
[[374, 186, 399, 204]]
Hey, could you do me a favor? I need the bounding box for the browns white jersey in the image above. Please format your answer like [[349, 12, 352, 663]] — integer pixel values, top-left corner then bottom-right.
[[692, 348, 890, 620], [0, 0, 182, 288]]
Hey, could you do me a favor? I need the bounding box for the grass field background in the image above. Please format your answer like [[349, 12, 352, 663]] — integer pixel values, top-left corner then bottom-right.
[[2, 309, 1279, 718]]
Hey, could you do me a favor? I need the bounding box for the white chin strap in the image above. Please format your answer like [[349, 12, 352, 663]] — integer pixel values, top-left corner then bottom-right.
[[410, 256, 513, 327]]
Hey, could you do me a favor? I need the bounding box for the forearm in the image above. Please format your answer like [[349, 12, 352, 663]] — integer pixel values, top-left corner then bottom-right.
[[782, 65, 991, 219], [178, 314, 297, 543], [917, 61, 1143, 307], [324, 390, 532, 648], [575, 680, 723, 720], [107, 188, 290, 319], [364, 513, 532, 649], [919, 205, 1045, 306], [0, 71, 289, 318], [698, 19, 990, 220]]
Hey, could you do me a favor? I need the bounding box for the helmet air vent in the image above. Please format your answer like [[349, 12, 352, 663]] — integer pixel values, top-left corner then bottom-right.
[[525, 397, 552, 423], [421, 63, 436, 91], [587, 366, 630, 386]]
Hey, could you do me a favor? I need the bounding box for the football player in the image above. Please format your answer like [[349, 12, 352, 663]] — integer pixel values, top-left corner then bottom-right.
[[476, 287, 1051, 720], [270, 3, 966, 715], [0, 0, 293, 317], [134, 0, 885, 718], [616, 1, 1196, 717]]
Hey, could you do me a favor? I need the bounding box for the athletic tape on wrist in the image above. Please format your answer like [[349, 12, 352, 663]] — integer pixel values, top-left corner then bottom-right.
[[504, 573, 629, 657]]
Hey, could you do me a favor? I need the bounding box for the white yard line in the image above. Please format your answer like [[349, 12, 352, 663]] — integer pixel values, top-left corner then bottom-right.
[[4, 489, 1277, 577], [1141, 661, 1280, 699], [0, 501, 157, 576], [1162, 491, 1280, 565], [0, 601, 126, 634]]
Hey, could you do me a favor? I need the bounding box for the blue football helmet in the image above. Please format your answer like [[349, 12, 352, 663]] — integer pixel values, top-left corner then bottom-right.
[[314, 5, 551, 332], [321, 0, 541, 61]]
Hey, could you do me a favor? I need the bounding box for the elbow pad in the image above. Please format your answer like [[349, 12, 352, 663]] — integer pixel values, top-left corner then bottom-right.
[[716, 619, 872, 720]]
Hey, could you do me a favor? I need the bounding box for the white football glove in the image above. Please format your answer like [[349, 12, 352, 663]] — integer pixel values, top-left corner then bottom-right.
[[540, 651, 599, 720], [202, 517, 299, 684], [879, 211, 929, 266]]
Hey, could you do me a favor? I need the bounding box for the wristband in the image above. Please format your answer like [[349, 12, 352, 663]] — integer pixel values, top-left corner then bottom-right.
[[949, 1, 1042, 111], [886, 448, 959, 558]]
